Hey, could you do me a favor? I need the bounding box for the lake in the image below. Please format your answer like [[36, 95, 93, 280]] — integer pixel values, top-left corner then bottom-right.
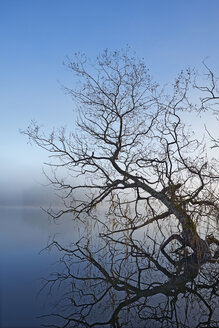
[[1, 206, 218, 328], [0, 206, 79, 328]]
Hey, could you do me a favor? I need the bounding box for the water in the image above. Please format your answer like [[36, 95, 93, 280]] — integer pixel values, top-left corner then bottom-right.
[[1, 207, 218, 328], [0, 206, 77, 328]]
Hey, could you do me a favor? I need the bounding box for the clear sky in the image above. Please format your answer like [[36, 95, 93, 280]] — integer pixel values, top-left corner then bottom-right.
[[1, 0, 219, 205]]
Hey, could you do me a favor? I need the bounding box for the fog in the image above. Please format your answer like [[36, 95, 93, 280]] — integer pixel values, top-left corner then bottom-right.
[[0, 180, 59, 207]]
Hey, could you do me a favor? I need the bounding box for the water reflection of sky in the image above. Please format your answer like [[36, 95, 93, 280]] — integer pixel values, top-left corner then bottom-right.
[[0, 207, 78, 328]]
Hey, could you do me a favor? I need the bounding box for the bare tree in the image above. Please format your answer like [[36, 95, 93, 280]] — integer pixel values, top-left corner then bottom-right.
[[194, 61, 219, 149], [23, 49, 219, 328]]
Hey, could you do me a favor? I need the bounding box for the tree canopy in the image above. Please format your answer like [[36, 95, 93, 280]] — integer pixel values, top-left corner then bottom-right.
[[24, 49, 219, 328]]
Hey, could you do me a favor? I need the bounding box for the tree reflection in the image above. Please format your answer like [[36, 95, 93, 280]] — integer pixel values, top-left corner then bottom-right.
[[39, 216, 218, 328]]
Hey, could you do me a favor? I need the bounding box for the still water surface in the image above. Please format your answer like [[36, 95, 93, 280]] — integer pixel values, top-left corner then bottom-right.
[[1, 207, 218, 328], [1, 206, 77, 328]]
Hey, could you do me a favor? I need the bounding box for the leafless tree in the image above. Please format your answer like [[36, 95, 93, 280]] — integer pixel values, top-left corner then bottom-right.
[[194, 61, 219, 149], [23, 49, 219, 328]]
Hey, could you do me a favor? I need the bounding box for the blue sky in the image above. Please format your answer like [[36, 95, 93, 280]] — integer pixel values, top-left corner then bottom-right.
[[1, 0, 219, 204]]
